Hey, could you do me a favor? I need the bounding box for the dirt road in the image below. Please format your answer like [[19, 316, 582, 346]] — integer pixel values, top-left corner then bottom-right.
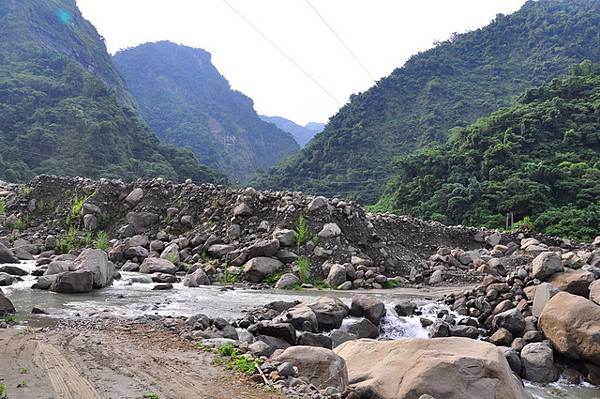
[[0, 323, 283, 399]]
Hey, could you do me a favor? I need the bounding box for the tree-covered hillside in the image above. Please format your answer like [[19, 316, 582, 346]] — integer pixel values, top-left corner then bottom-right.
[[0, 0, 224, 184], [376, 62, 600, 241], [114, 41, 300, 182], [251, 0, 600, 202]]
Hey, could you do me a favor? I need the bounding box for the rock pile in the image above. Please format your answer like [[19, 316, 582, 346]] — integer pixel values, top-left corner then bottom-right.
[[0, 176, 577, 294]]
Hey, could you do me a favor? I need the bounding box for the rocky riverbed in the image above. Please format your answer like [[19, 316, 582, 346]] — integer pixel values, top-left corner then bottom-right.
[[1, 175, 600, 399]]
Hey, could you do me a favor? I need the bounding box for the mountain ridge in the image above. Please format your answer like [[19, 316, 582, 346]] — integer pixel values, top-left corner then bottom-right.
[[250, 0, 600, 202], [0, 0, 225, 184], [113, 41, 301, 182]]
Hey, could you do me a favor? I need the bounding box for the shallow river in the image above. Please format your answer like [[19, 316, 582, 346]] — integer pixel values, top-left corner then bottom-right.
[[2, 261, 598, 398]]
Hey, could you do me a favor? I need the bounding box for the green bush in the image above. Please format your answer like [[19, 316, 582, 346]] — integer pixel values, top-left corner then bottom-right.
[[294, 215, 310, 251], [94, 231, 110, 250]]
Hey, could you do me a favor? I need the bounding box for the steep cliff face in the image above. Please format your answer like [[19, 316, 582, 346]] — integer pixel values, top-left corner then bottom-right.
[[114, 41, 300, 182], [0, 0, 224, 184]]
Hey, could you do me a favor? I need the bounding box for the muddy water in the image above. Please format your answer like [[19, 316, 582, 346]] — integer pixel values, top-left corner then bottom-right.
[[2, 261, 599, 398]]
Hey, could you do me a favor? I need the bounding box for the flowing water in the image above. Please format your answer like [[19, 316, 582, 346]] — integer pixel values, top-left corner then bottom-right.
[[2, 261, 598, 398]]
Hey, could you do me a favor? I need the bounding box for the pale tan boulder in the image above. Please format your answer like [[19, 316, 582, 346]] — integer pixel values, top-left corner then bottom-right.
[[334, 337, 531, 399], [539, 291, 600, 366], [549, 269, 595, 297]]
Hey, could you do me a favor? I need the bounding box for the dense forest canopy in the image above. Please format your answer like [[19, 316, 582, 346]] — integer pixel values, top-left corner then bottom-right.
[[375, 62, 600, 241], [251, 0, 600, 203], [114, 41, 300, 182], [0, 0, 224, 184]]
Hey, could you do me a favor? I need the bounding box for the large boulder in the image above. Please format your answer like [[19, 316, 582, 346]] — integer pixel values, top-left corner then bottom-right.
[[531, 252, 563, 281], [243, 257, 283, 283], [341, 318, 379, 339], [492, 308, 525, 336], [326, 264, 347, 288], [549, 270, 595, 297], [335, 338, 531, 399], [350, 295, 386, 325], [307, 297, 349, 331], [275, 273, 300, 289], [183, 268, 210, 287], [0, 272, 15, 286], [590, 280, 600, 305], [45, 261, 73, 276], [139, 258, 177, 275], [0, 289, 15, 315], [0, 242, 19, 263], [276, 305, 319, 332], [50, 270, 94, 293], [539, 292, 600, 366], [275, 346, 347, 391], [73, 249, 114, 288], [520, 343, 558, 383], [532, 282, 559, 317], [126, 211, 159, 233], [247, 239, 280, 259], [0, 265, 28, 276]]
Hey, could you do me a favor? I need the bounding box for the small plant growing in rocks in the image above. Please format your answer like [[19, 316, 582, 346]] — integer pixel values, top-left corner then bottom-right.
[[0, 199, 5, 214], [16, 380, 27, 388], [0, 383, 6, 398], [143, 393, 159, 399], [297, 256, 311, 283], [55, 227, 79, 254], [94, 231, 110, 251], [18, 368, 28, 374], [294, 215, 310, 252]]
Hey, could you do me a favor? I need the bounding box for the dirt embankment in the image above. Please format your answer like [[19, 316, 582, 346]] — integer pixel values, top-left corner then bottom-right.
[[0, 322, 283, 399]]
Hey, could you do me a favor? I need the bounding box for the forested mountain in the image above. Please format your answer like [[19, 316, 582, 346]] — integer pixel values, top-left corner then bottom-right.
[[0, 0, 224, 183], [376, 62, 600, 241], [251, 0, 600, 202], [259, 115, 324, 147], [113, 42, 300, 182]]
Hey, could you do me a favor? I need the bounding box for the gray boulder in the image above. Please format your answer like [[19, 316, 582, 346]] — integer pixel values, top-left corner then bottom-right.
[[124, 187, 144, 205], [326, 264, 347, 288], [341, 317, 379, 339], [126, 211, 159, 233], [73, 249, 114, 288], [0, 272, 15, 286], [275, 273, 300, 289], [34, 274, 58, 290], [532, 252, 563, 281], [273, 229, 295, 247], [160, 243, 180, 263], [492, 308, 525, 336], [520, 343, 558, 383], [318, 223, 342, 239], [140, 258, 177, 274], [330, 329, 358, 348], [243, 257, 283, 283], [0, 265, 28, 276], [532, 282, 559, 317], [307, 297, 349, 331], [207, 244, 236, 257], [275, 346, 348, 391], [350, 295, 387, 325], [50, 270, 94, 293], [183, 268, 211, 287], [0, 289, 15, 315], [45, 261, 73, 276], [247, 239, 280, 259], [0, 242, 18, 263]]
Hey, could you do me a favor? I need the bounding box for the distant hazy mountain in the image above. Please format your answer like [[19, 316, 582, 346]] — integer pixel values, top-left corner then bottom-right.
[[0, 0, 224, 184], [114, 42, 300, 182], [251, 0, 600, 202], [259, 116, 325, 147]]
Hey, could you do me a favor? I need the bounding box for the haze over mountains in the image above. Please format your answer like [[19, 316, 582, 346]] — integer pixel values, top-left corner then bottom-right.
[[114, 41, 301, 182], [251, 0, 600, 204], [259, 116, 325, 147]]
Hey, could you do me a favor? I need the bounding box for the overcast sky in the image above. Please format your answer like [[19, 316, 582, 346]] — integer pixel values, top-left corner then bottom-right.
[[77, 0, 527, 125]]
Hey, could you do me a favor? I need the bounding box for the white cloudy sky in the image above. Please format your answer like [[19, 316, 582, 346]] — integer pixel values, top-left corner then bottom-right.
[[77, 0, 527, 125]]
